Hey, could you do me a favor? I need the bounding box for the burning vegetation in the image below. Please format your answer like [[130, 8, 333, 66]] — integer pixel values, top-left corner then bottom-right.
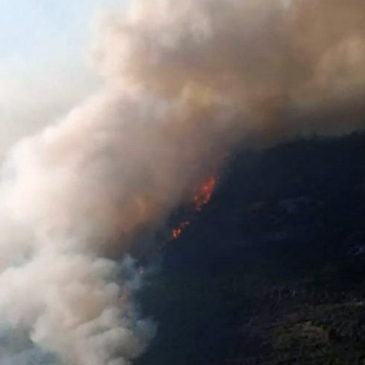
[[169, 176, 217, 241], [171, 221, 191, 240], [192, 176, 217, 212]]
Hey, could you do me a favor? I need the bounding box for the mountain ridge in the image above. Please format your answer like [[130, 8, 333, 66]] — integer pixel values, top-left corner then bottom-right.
[[136, 131, 365, 364]]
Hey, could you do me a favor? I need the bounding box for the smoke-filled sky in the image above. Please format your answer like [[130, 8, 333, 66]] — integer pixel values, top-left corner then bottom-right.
[[0, 0, 129, 159], [2, 1, 365, 365]]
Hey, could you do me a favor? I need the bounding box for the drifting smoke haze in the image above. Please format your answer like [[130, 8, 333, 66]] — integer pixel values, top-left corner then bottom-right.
[[2, 0, 365, 364]]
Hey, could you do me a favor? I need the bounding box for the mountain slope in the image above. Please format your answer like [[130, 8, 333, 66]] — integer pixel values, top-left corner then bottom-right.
[[136, 132, 365, 365]]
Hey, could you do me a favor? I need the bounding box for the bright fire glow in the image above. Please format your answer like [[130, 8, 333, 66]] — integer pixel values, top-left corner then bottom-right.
[[171, 220, 191, 240], [170, 175, 217, 241], [192, 176, 217, 212]]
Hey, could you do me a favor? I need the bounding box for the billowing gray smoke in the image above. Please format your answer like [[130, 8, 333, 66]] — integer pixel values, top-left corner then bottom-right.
[[1, 0, 365, 364]]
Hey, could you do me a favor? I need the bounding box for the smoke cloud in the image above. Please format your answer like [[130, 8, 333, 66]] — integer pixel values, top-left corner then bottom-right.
[[95, 0, 365, 140], [2, 0, 365, 364]]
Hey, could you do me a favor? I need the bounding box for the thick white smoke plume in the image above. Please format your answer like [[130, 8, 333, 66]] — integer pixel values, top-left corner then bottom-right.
[[2, 0, 365, 364]]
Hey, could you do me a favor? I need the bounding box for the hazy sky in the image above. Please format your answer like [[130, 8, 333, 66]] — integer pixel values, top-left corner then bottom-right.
[[0, 0, 128, 159], [0, 0, 128, 67]]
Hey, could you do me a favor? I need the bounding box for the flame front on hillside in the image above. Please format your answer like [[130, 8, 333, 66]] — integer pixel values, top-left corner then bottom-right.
[[170, 176, 217, 241], [171, 221, 191, 240], [192, 176, 217, 212]]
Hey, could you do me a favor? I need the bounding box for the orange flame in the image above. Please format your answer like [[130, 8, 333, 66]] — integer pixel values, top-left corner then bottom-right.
[[171, 220, 190, 240], [192, 176, 217, 212], [169, 175, 217, 241]]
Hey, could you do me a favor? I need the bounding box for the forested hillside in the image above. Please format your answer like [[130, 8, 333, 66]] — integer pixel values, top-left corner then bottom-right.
[[136, 132, 365, 365]]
